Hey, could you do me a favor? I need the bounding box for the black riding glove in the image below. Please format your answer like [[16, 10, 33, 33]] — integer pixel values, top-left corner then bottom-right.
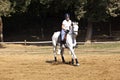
[[65, 30, 69, 33]]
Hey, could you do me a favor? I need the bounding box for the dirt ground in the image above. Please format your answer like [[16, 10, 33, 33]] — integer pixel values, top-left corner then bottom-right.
[[0, 44, 120, 80]]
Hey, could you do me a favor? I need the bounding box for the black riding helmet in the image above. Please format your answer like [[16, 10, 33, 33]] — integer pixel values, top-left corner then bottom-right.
[[65, 13, 70, 19]]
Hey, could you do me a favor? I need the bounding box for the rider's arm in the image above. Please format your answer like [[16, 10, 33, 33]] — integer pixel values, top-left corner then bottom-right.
[[62, 24, 69, 33], [61, 24, 66, 30]]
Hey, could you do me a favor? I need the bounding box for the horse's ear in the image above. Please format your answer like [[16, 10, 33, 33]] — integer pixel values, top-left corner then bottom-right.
[[76, 22, 78, 25], [71, 22, 73, 24], [71, 22, 74, 26], [72, 22, 75, 25]]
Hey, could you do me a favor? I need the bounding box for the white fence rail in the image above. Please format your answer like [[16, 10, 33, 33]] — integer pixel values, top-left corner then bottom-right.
[[2, 41, 120, 44], [3, 41, 52, 44]]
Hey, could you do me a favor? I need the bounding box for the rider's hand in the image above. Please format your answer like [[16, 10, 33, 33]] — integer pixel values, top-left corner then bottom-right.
[[65, 30, 69, 33]]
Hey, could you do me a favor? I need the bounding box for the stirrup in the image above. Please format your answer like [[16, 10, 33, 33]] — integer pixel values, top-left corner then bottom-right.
[[60, 41, 67, 48], [61, 40, 65, 44]]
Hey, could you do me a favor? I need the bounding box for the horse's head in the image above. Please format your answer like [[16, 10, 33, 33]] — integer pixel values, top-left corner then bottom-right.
[[72, 22, 79, 36]]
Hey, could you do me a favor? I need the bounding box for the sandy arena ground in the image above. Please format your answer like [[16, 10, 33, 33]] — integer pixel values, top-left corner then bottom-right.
[[0, 44, 120, 80]]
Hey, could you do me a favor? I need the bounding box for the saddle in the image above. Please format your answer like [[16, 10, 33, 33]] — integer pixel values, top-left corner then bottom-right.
[[58, 33, 68, 48]]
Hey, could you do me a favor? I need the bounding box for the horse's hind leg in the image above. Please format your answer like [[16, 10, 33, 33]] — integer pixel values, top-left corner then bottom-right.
[[53, 46, 57, 62], [61, 47, 65, 63]]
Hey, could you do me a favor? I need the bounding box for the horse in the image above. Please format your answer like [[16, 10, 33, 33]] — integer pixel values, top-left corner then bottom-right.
[[52, 22, 80, 66]]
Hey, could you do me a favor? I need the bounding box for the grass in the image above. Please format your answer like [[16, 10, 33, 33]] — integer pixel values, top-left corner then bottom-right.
[[78, 43, 120, 50], [75, 43, 120, 54], [1, 43, 120, 55]]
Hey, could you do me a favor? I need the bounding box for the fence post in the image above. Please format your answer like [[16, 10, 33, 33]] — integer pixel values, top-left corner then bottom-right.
[[24, 40, 27, 52]]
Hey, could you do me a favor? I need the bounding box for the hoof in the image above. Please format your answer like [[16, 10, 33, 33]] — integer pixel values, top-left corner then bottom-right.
[[54, 57, 57, 62], [62, 61, 65, 63], [68, 61, 74, 65], [55, 60, 57, 62], [76, 63, 80, 66]]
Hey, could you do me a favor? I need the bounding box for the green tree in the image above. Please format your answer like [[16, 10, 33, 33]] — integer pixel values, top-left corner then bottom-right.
[[0, 0, 12, 16], [0, 0, 12, 42], [75, 0, 120, 43], [107, 0, 120, 17], [10, 0, 31, 14], [84, 0, 108, 44], [0, 0, 31, 42]]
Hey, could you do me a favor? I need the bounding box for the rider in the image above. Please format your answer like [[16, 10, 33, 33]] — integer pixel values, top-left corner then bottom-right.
[[61, 13, 72, 44]]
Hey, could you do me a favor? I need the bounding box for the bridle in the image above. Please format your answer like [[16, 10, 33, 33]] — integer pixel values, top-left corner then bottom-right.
[[71, 22, 79, 35]]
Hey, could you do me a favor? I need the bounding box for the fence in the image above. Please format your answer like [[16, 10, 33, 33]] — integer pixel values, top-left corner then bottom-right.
[[0, 41, 120, 53]]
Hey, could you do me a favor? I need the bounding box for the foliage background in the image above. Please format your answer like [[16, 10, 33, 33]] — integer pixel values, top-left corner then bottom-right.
[[0, 0, 119, 41]]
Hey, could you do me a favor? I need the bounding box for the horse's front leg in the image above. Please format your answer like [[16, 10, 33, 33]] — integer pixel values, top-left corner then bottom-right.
[[69, 47, 79, 66]]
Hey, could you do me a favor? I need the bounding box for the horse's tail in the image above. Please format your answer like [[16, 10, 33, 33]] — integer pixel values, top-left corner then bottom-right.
[[52, 31, 60, 47]]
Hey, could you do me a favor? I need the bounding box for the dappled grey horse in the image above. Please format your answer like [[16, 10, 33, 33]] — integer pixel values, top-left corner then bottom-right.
[[52, 22, 79, 66]]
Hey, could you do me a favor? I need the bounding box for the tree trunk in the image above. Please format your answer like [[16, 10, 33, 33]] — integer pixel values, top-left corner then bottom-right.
[[0, 16, 3, 42], [85, 21, 93, 44]]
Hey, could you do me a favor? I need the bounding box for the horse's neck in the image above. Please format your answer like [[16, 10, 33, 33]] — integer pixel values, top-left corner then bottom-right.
[[68, 29, 72, 34], [67, 33, 74, 40]]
